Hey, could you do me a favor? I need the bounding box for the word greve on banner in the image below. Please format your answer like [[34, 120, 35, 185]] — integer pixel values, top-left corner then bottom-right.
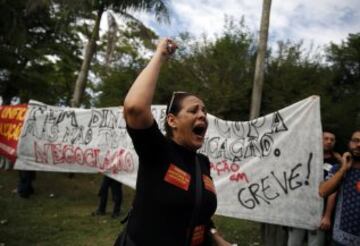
[[14, 96, 323, 230], [0, 104, 28, 162]]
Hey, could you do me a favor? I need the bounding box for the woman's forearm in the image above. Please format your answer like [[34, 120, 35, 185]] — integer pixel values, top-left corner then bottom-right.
[[123, 39, 171, 129]]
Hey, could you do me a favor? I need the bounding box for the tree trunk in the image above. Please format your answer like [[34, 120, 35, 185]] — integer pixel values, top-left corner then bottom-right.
[[105, 12, 118, 69], [249, 0, 272, 120], [70, 5, 104, 108], [249, 1, 288, 245]]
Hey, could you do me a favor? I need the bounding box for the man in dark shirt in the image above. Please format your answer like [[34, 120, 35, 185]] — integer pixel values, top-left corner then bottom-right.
[[320, 131, 341, 244], [319, 130, 360, 246], [92, 176, 123, 218]]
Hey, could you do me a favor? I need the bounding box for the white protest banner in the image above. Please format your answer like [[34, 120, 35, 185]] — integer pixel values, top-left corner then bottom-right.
[[15, 96, 323, 229], [201, 96, 323, 230], [14, 100, 152, 188]]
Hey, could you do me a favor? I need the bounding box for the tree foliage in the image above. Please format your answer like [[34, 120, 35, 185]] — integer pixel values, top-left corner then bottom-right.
[[1, 2, 358, 150], [155, 18, 256, 120], [69, 0, 169, 107], [92, 19, 158, 107], [0, 0, 82, 105], [324, 33, 360, 148], [94, 18, 359, 152]]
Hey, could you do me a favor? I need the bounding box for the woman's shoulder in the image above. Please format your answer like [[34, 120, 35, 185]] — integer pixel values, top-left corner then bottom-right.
[[197, 153, 211, 166], [197, 152, 209, 159]]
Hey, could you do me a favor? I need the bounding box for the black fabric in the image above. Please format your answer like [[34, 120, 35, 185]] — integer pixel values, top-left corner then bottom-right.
[[114, 209, 134, 246], [124, 121, 217, 246], [323, 153, 340, 246], [323, 154, 340, 204], [324, 154, 339, 178], [97, 176, 123, 214], [114, 230, 136, 246], [17, 170, 36, 198], [185, 156, 203, 246]]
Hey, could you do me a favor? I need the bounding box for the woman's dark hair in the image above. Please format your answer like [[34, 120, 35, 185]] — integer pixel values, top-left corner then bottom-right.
[[164, 91, 195, 138]]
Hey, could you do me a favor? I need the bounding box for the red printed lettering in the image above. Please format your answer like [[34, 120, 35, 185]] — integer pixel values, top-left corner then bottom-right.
[[32, 142, 134, 173]]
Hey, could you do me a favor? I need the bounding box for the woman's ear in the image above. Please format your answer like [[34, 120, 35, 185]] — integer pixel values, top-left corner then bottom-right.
[[167, 113, 177, 129]]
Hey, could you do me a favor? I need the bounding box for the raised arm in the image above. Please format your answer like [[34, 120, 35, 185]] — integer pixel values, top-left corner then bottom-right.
[[319, 152, 352, 197], [123, 38, 177, 129]]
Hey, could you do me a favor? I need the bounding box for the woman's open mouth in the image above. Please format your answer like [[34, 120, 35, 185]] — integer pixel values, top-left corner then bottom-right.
[[193, 124, 207, 138]]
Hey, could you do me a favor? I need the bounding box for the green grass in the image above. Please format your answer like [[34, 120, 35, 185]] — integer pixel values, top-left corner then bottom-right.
[[0, 170, 260, 246]]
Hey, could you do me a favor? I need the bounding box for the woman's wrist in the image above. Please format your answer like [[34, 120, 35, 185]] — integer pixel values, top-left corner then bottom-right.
[[153, 50, 167, 64]]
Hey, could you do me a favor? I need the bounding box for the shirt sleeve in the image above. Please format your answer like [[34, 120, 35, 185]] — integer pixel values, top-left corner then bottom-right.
[[126, 120, 167, 164], [198, 153, 211, 176]]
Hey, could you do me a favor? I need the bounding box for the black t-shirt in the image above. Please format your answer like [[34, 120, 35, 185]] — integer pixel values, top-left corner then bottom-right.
[[126, 121, 217, 246], [324, 154, 339, 179], [323, 153, 340, 218]]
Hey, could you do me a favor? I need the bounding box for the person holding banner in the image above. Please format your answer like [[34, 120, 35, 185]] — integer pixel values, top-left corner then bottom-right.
[[17, 170, 36, 199], [319, 130, 360, 246], [319, 131, 341, 244], [115, 38, 233, 246], [288, 130, 340, 246], [92, 175, 123, 219]]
